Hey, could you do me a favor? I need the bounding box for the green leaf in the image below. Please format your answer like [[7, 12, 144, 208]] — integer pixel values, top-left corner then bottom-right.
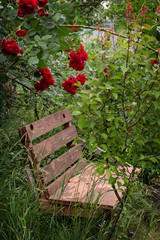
[[38, 41, 47, 47], [89, 143, 98, 152], [28, 56, 39, 65], [53, 13, 66, 24], [117, 181, 122, 188], [34, 35, 40, 42], [106, 168, 111, 177], [96, 167, 105, 176], [153, 101, 159, 110], [59, 40, 70, 51], [109, 64, 118, 70], [72, 110, 81, 116], [89, 137, 96, 145], [101, 133, 108, 139], [153, 91, 160, 99], [100, 144, 108, 152], [78, 119, 84, 131], [41, 35, 52, 41], [109, 176, 116, 185], [38, 59, 46, 68], [60, 3, 74, 14], [0, 54, 7, 63], [121, 66, 129, 74], [48, 43, 60, 52], [110, 75, 122, 80], [112, 92, 118, 99], [122, 177, 128, 185], [149, 157, 158, 163]]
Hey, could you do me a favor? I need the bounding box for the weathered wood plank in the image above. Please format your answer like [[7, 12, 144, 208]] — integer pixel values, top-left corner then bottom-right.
[[42, 144, 83, 184], [47, 158, 87, 197], [33, 125, 78, 162], [39, 199, 109, 218], [18, 109, 73, 142]]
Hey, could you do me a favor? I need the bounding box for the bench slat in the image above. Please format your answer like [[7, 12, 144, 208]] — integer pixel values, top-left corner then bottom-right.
[[47, 158, 87, 196], [19, 109, 73, 141], [41, 144, 83, 184], [33, 125, 78, 162]]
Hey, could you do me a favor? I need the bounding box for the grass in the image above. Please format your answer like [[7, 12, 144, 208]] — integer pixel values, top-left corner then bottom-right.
[[1, 107, 160, 240]]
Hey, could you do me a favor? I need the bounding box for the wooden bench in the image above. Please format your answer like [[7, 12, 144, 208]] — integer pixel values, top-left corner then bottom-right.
[[18, 109, 133, 217]]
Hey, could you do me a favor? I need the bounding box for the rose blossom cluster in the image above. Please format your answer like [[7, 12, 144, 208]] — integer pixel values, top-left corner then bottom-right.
[[17, 0, 48, 17], [0, 38, 23, 56], [34, 67, 54, 91], [69, 43, 88, 71], [61, 74, 86, 95]]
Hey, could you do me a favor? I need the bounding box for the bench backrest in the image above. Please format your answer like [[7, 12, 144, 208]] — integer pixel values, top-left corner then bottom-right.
[[18, 109, 83, 197]]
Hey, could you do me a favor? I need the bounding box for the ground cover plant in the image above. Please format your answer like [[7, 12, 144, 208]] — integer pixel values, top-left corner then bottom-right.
[[0, 0, 160, 239]]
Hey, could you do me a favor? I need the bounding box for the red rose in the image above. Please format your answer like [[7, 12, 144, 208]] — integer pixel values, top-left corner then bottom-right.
[[61, 76, 78, 95], [37, 0, 48, 7], [38, 67, 50, 75], [80, 43, 88, 61], [69, 44, 88, 71], [34, 81, 45, 91], [104, 67, 108, 73], [18, 0, 37, 17], [38, 8, 45, 16], [35, 67, 54, 91], [15, 30, 27, 37], [0, 38, 23, 56], [76, 74, 86, 85], [69, 50, 85, 71], [17, 9, 25, 17], [150, 60, 158, 64], [43, 73, 54, 85]]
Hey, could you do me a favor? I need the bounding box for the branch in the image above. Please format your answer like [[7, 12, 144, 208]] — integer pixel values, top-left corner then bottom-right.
[[59, 25, 157, 52], [129, 102, 153, 128], [112, 183, 123, 204]]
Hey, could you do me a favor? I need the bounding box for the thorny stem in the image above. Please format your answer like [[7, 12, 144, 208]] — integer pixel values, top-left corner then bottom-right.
[[112, 184, 122, 204], [122, 22, 130, 130], [59, 24, 157, 52], [129, 102, 153, 128], [106, 167, 136, 240], [34, 92, 40, 120], [128, 67, 159, 126]]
